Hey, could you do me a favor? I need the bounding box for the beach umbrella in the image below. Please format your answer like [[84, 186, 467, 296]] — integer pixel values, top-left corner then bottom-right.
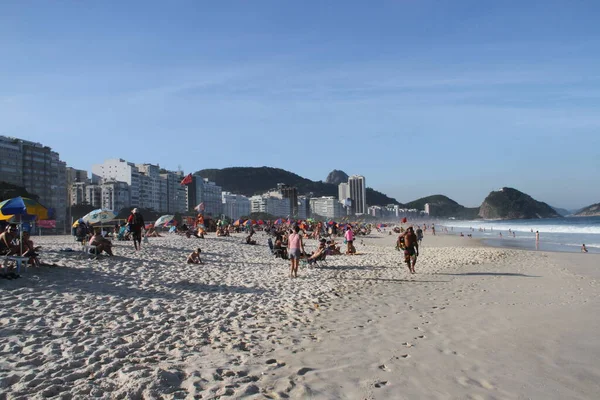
[[82, 209, 117, 224], [257, 220, 264, 225], [145, 223, 154, 230], [0, 196, 49, 255], [233, 219, 243, 226], [327, 220, 337, 226], [274, 218, 283, 225], [244, 220, 256, 226], [0, 197, 49, 221], [155, 214, 175, 227], [401, 217, 408, 223]]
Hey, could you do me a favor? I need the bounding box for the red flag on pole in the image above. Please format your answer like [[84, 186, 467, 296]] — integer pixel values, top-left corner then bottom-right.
[[401, 217, 408, 223], [180, 173, 193, 186]]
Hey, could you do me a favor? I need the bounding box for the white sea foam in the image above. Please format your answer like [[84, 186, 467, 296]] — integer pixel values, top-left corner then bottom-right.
[[443, 220, 600, 235]]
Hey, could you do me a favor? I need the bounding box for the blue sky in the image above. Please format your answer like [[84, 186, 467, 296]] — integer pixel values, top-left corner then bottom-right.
[[1, 1, 599, 209]]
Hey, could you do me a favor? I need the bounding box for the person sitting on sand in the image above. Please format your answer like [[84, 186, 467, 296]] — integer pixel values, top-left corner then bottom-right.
[[246, 231, 257, 245], [187, 248, 204, 264], [145, 225, 161, 237], [326, 239, 341, 255], [582, 244, 588, 253], [89, 229, 114, 256], [0, 224, 19, 256], [21, 231, 41, 266]]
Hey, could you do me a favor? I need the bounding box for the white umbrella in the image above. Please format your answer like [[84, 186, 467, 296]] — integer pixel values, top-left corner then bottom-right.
[[82, 209, 117, 224], [154, 214, 175, 227]]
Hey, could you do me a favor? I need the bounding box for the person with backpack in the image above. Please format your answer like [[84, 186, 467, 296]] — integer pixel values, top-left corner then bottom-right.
[[127, 208, 145, 251]]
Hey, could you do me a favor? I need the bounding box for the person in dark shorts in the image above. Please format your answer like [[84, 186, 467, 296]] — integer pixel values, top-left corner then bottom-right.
[[126, 208, 145, 251], [399, 226, 419, 274]]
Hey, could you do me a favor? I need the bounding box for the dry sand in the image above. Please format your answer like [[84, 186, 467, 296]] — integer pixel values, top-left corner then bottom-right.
[[0, 230, 598, 399]]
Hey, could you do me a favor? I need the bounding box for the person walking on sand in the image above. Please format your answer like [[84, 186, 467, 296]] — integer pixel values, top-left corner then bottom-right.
[[416, 226, 424, 245], [287, 225, 305, 278], [127, 208, 145, 251], [581, 244, 588, 253], [400, 226, 419, 274]]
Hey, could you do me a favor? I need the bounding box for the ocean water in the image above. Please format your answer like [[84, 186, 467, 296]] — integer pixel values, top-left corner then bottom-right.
[[439, 216, 600, 254]]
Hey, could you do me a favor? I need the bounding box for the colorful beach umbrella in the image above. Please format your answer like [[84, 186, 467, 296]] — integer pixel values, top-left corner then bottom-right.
[[82, 209, 117, 224], [274, 218, 283, 225], [233, 219, 243, 226], [155, 214, 175, 227], [257, 220, 264, 225], [0, 196, 49, 221]]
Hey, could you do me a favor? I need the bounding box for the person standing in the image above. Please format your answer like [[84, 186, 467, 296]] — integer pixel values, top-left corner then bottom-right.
[[535, 230, 540, 242], [344, 225, 355, 255], [416, 226, 424, 245], [287, 225, 305, 278], [127, 208, 145, 251]]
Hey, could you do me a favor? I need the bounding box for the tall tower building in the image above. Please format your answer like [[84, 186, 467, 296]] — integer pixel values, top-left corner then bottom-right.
[[348, 175, 367, 215]]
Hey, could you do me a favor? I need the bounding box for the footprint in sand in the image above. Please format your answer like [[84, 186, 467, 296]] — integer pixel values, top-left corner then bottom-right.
[[379, 364, 390, 371], [401, 342, 413, 348], [374, 380, 388, 388]]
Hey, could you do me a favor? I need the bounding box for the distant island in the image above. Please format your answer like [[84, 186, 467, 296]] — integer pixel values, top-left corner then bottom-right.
[[478, 187, 561, 219], [574, 202, 600, 217]]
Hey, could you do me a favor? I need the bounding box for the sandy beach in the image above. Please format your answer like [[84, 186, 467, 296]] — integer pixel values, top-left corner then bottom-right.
[[1, 231, 599, 399]]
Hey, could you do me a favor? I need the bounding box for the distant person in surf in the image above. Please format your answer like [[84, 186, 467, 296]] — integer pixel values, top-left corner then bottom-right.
[[581, 244, 588, 253], [535, 231, 540, 242]]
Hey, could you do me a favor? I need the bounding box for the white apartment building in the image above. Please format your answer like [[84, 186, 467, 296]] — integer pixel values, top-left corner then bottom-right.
[[71, 182, 87, 206], [101, 181, 131, 212], [309, 196, 345, 219], [222, 192, 251, 220], [136, 163, 164, 211], [348, 175, 367, 215], [0, 136, 68, 230], [368, 205, 384, 218], [92, 159, 141, 206], [424, 203, 430, 215], [249, 195, 291, 217], [338, 182, 349, 203]]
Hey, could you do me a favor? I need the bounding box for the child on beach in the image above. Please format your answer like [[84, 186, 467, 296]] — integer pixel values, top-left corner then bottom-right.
[[581, 244, 588, 253], [187, 248, 203, 264]]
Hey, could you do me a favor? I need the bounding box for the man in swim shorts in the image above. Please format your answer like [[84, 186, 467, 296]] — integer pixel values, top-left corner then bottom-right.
[[400, 226, 419, 274]]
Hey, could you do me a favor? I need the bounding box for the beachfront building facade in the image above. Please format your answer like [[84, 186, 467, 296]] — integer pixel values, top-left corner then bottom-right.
[[186, 176, 222, 216], [92, 159, 141, 206], [136, 163, 165, 212], [348, 175, 367, 215], [424, 203, 430, 215], [338, 182, 349, 203], [368, 205, 385, 218], [297, 196, 309, 220], [89, 158, 187, 213], [0, 135, 68, 230], [100, 180, 131, 212], [222, 192, 251, 220], [249, 194, 291, 217], [309, 196, 345, 219], [85, 185, 102, 208], [161, 170, 187, 214]]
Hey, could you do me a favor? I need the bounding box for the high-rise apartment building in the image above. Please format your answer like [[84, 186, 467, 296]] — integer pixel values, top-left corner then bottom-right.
[[187, 176, 223, 216], [0, 136, 68, 230], [222, 192, 251, 220], [338, 182, 349, 203], [277, 183, 298, 217], [348, 175, 367, 215]]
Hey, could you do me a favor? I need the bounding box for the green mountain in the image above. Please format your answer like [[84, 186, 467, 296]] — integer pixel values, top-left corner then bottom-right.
[[405, 194, 480, 219], [194, 166, 403, 206], [478, 187, 561, 219], [574, 202, 600, 217]]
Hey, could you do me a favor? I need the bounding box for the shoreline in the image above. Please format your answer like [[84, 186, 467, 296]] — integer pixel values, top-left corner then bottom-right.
[[1, 232, 598, 398]]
